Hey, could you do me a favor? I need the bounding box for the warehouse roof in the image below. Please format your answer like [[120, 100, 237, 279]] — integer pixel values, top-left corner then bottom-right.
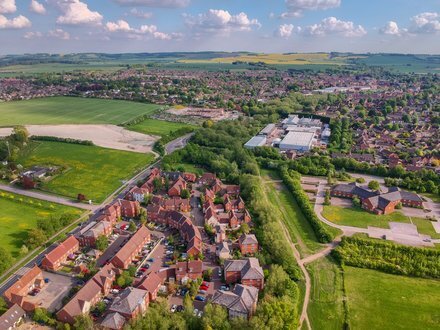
[[280, 131, 314, 148], [244, 135, 267, 148]]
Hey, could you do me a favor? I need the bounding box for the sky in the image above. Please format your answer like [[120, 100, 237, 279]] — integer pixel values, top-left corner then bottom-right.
[[0, 0, 440, 54]]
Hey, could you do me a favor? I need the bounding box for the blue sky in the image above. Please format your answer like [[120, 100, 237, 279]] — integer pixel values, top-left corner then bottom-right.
[[0, 0, 440, 54]]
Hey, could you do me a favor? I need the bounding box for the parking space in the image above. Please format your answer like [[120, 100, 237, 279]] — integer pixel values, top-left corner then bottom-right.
[[25, 272, 76, 312]]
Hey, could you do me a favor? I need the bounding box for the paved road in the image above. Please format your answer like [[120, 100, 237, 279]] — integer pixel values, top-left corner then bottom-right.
[[165, 133, 194, 155], [0, 184, 97, 211]]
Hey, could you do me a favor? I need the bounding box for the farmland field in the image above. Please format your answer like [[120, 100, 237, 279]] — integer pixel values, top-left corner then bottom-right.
[[322, 205, 438, 237], [179, 53, 346, 65], [345, 266, 440, 329], [307, 257, 345, 330], [0, 191, 83, 257], [0, 97, 160, 126], [18, 141, 155, 203], [128, 118, 196, 137]]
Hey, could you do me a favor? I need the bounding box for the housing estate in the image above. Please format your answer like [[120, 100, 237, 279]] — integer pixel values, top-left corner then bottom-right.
[[41, 236, 79, 271]]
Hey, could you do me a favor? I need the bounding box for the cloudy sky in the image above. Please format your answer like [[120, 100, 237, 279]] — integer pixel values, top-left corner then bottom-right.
[[1, 0, 440, 54]]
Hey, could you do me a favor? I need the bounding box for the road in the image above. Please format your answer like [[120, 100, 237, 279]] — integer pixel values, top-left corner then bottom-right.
[[0, 133, 193, 295], [0, 184, 98, 211]]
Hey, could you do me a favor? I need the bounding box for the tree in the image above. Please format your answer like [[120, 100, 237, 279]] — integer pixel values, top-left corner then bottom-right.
[[139, 208, 147, 225], [0, 297, 8, 314], [11, 126, 29, 144], [324, 189, 331, 206], [26, 228, 47, 249], [352, 196, 361, 208], [19, 244, 29, 256], [95, 235, 109, 251], [32, 308, 55, 326], [240, 223, 250, 235], [73, 314, 94, 330], [128, 221, 137, 232], [368, 180, 380, 191], [180, 189, 190, 199], [202, 303, 230, 330], [0, 247, 13, 274]]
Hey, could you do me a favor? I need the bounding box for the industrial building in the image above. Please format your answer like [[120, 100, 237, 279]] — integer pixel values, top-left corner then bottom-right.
[[244, 135, 267, 149], [279, 131, 315, 152]]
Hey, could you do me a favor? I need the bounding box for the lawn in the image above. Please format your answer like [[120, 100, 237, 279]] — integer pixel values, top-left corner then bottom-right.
[[0, 97, 160, 125], [345, 266, 440, 329], [323, 205, 439, 238], [128, 118, 196, 138], [18, 141, 155, 203], [264, 180, 323, 257], [0, 191, 83, 257], [307, 257, 345, 330]]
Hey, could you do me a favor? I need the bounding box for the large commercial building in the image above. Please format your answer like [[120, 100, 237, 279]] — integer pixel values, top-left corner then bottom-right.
[[279, 131, 315, 152], [244, 136, 267, 149]]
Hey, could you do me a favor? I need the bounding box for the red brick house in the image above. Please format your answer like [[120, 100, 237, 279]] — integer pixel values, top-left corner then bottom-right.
[[175, 260, 203, 284], [198, 173, 217, 185], [138, 272, 163, 302], [3, 265, 45, 312], [116, 199, 141, 218], [168, 176, 187, 197], [41, 236, 79, 271], [239, 234, 259, 255], [125, 187, 149, 203], [78, 221, 112, 247], [111, 226, 151, 269], [57, 264, 116, 324], [183, 172, 197, 182], [107, 287, 149, 320], [224, 258, 264, 290]]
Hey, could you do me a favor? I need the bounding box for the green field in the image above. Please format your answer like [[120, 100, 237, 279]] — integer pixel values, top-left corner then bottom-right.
[[18, 141, 155, 203], [0, 97, 160, 125], [322, 205, 439, 238], [307, 257, 345, 330], [345, 266, 440, 329], [0, 191, 83, 257], [128, 118, 196, 137]]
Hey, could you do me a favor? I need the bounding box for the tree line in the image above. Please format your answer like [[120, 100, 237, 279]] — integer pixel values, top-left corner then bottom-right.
[[333, 236, 440, 279]]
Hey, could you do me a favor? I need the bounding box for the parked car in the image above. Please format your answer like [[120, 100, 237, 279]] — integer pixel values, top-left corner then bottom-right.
[[111, 289, 120, 294], [148, 258, 155, 262], [177, 305, 184, 312], [197, 311, 203, 318], [193, 308, 199, 316], [201, 281, 210, 287], [199, 285, 209, 291], [140, 267, 148, 272], [180, 288, 188, 296], [220, 285, 230, 291], [195, 295, 206, 302], [170, 304, 177, 313]]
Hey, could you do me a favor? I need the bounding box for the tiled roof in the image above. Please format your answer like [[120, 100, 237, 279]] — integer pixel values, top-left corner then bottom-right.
[[109, 287, 148, 315], [44, 236, 79, 264], [100, 312, 126, 330], [0, 304, 25, 329]]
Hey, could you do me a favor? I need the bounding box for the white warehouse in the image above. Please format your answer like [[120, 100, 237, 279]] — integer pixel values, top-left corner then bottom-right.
[[279, 131, 315, 152], [244, 135, 267, 149]]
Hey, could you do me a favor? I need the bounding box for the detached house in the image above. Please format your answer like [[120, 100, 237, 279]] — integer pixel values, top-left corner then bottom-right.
[[107, 287, 149, 320], [175, 260, 203, 284], [224, 258, 264, 290], [239, 234, 259, 255], [41, 236, 79, 271], [212, 284, 258, 319], [168, 176, 187, 197], [115, 199, 141, 218]]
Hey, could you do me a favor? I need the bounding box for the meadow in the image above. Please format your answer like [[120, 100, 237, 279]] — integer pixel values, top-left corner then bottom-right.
[[18, 141, 155, 203], [322, 205, 438, 238], [0, 191, 83, 257], [307, 257, 345, 330], [344, 266, 440, 329], [128, 118, 196, 137], [0, 97, 160, 126]]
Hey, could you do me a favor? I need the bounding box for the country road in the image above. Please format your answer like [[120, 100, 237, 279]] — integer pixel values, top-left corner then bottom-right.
[[0, 183, 98, 211]]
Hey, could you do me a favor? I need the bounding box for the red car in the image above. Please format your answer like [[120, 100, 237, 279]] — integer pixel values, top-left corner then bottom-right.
[[140, 267, 148, 272], [199, 285, 209, 291], [202, 282, 210, 287]]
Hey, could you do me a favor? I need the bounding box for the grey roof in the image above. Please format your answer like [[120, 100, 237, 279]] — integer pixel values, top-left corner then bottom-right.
[[212, 284, 258, 315], [239, 234, 258, 245], [399, 190, 423, 202], [100, 312, 126, 330], [224, 258, 264, 281], [0, 304, 25, 329], [244, 136, 267, 148], [217, 242, 230, 254], [109, 287, 148, 315]]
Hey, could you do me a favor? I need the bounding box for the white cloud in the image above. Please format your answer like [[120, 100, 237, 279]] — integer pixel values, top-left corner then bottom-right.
[[106, 19, 132, 32], [51, 0, 103, 26], [24, 31, 42, 38], [0, 14, 31, 29], [48, 28, 70, 39], [282, 0, 341, 18], [410, 12, 440, 34], [128, 8, 152, 19], [303, 17, 366, 37], [113, 0, 189, 8], [185, 9, 260, 34], [379, 21, 407, 36], [0, 0, 16, 14], [276, 24, 295, 38], [29, 0, 46, 14]]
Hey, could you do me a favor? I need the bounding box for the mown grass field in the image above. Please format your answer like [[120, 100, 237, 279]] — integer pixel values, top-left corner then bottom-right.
[[322, 205, 438, 238], [0, 191, 83, 257], [345, 266, 440, 329], [0, 97, 160, 125], [18, 141, 155, 203], [307, 257, 345, 330], [128, 118, 196, 137]]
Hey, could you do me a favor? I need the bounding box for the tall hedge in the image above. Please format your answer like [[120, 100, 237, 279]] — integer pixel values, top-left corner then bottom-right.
[[279, 168, 333, 243]]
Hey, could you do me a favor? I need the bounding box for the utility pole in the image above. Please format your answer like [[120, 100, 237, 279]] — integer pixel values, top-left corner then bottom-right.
[[5, 141, 10, 159]]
